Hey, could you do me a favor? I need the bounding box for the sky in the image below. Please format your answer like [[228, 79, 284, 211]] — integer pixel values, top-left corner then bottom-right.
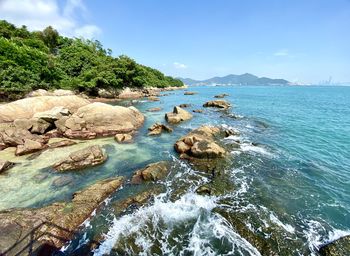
[[0, 0, 350, 84]]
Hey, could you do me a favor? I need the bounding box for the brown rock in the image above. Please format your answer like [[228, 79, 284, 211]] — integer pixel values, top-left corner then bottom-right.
[[179, 104, 191, 108], [148, 123, 173, 136], [48, 140, 77, 149], [148, 96, 160, 101], [33, 106, 70, 123], [319, 235, 350, 256], [118, 88, 143, 99], [203, 100, 231, 109], [13, 119, 32, 130], [30, 118, 52, 134], [15, 139, 45, 156], [147, 107, 162, 112], [165, 106, 193, 124], [53, 145, 107, 171], [131, 161, 169, 184], [184, 91, 197, 95], [193, 109, 204, 113], [115, 133, 133, 143]]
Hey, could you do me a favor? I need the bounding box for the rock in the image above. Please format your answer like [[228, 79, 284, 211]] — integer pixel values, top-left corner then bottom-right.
[[53, 145, 107, 171], [0, 160, 14, 174], [193, 109, 204, 113], [48, 139, 77, 148], [319, 235, 350, 256], [13, 119, 32, 130], [33, 106, 70, 123], [148, 123, 173, 136], [148, 96, 160, 101], [52, 176, 74, 187], [165, 106, 193, 124], [115, 133, 133, 143], [97, 88, 116, 98], [15, 139, 46, 156], [184, 91, 197, 95], [0, 127, 47, 149], [26, 89, 75, 97], [147, 107, 162, 112], [0, 95, 89, 122], [203, 100, 231, 109], [0, 177, 124, 254], [56, 103, 144, 139], [26, 89, 50, 97], [214, 93, 229, 98], [30, 118, 52, 134], [118, 88, 143, 99], [52, 89, 75, 96], [174, 126, 226, 159], [179, 104, 191, 108], [131, 161, 169, 184]]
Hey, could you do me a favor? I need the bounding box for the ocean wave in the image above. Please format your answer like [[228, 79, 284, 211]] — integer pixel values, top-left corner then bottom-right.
[[240, 143, 274, 157]]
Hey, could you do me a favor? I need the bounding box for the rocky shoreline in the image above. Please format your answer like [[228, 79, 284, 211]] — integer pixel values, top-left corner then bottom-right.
[[0, 87, 346, 255]]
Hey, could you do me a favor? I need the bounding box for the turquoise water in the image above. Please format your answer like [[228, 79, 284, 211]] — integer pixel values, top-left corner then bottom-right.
[[5, 85, 349, 255]]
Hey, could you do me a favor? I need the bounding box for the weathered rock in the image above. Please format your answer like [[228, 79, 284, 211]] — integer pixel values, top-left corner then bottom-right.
[[0, 177, 124, 255], [26, 89, 75, 97], [13, 119, 32, 130], [131, 161, 169, 184], [118, 88, 143, 99], [148, 123, 173, 136], [97, 88, 117, 98], [56, 103, 144, 139], [174, 126, 226, 159], [193, 109, 204, 113], [33, 106, 70, 123], [179, 104, 191, 108], [0, 128, 46, 148], [15, 139, 46, 156], [48, 139, 77, 148], [52, 176, 74, 187], [53, 145, 107, 171], [214, 93, 229, 98], [147, 107, 162, 112], [319, 235, 350, 256], [0, 95, 89, 122], [115, 133, 133, 143], [30, 118, 52, 134], [165, 106, 193, 124], [184, 91, 197, 95], [148, 96, 160, 102], [203, 100, 231, 109], [0, 160, 14, 174]]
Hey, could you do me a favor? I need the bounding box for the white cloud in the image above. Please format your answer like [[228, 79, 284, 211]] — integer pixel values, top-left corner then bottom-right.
[[173, 62, 187, 69], [0, 0, 101, 39], [274, 49, 289, 57]]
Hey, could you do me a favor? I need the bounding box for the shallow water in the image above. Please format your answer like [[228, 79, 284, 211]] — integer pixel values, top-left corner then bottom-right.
[[1, 85, 350, 255]]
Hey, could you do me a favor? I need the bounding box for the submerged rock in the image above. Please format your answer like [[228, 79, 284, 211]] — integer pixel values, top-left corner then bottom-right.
[[131, 161, 170, 184], [214, 93, 229, 98], [184, 91, 197, 95], [148, 96, 160, 102], [148, 123, 173, 136], [179, 104, 191, 108], [56, 102, 144, 139], [0, 177, 124, 255], [203, 100, 231, 109], [147, 107, 162, 112], [165, 106, 193, 124], [53, 145, 107, 171], [319, 235, 350, 256], [52, 176, 74, 187], [0, 160, 14, 174], [193, 109, 204, 113], [115, 133, 133, 143]]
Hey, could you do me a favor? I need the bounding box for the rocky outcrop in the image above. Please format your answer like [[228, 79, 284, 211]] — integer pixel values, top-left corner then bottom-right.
[[0, 177, 124, 255], [53, 145, 107, 171], [55, 102, 144, 139], [174, 126, 226, 159], [0, 95, 89, 122], [184, 91, 197, 95], [148, 123, 173, 136], [26, 89, 75, 97], [214, 93, 229, 98], [131, 161, 170, 184], [15, 139, 46, 156], [97, 88, 117, 98], [203, 100, 231, 109], [0, 160, 14, 174], [118, 88, 143, 99], [319, 235, 350, 256], [165, 106, 192, 124], [115, 133, 133, 143]]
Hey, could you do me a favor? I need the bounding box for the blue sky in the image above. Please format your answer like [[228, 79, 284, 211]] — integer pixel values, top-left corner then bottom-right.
[[1, 0, 350, 83]]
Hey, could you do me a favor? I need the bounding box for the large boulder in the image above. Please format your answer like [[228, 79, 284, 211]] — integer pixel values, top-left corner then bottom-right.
[[27, 89, 75, 97], [174, 126, 226, 159], [0, 127, 47, 150], [131, 161, 170, 184], [165, 106, 192, 124], [118, 88, 143, 99], [203, 100, 231, 109], [97, 88, 117, 98], [0, 177, 124, 255], [0, 96, 89, 122], [148, 123, 173, 136], [55, 102, 145, 139], [319, 235, 350, 256], [33, 106, 70, 123], [53, 145, 107, 171]]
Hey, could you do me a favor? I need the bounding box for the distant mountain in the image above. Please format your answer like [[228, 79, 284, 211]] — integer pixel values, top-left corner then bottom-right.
[[178, 73, 290, 86]]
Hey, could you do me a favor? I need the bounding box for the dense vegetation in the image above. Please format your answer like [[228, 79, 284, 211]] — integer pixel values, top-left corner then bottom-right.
[[0, 20, 183, 100]]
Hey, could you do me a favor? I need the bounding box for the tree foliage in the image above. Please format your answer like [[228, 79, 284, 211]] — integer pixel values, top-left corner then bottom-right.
[[0, 20, 183, 99]]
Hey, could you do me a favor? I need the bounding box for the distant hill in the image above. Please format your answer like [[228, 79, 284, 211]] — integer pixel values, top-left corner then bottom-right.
[[178, 73, 290, 86]]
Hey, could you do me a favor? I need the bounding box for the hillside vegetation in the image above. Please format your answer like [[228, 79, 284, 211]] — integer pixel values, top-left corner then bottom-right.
[[0, 20, 183, 100]]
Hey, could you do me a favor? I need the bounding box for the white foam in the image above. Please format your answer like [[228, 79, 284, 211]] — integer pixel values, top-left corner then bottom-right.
[[240, 143, 274, 157], [269, 213, 295, 234]]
